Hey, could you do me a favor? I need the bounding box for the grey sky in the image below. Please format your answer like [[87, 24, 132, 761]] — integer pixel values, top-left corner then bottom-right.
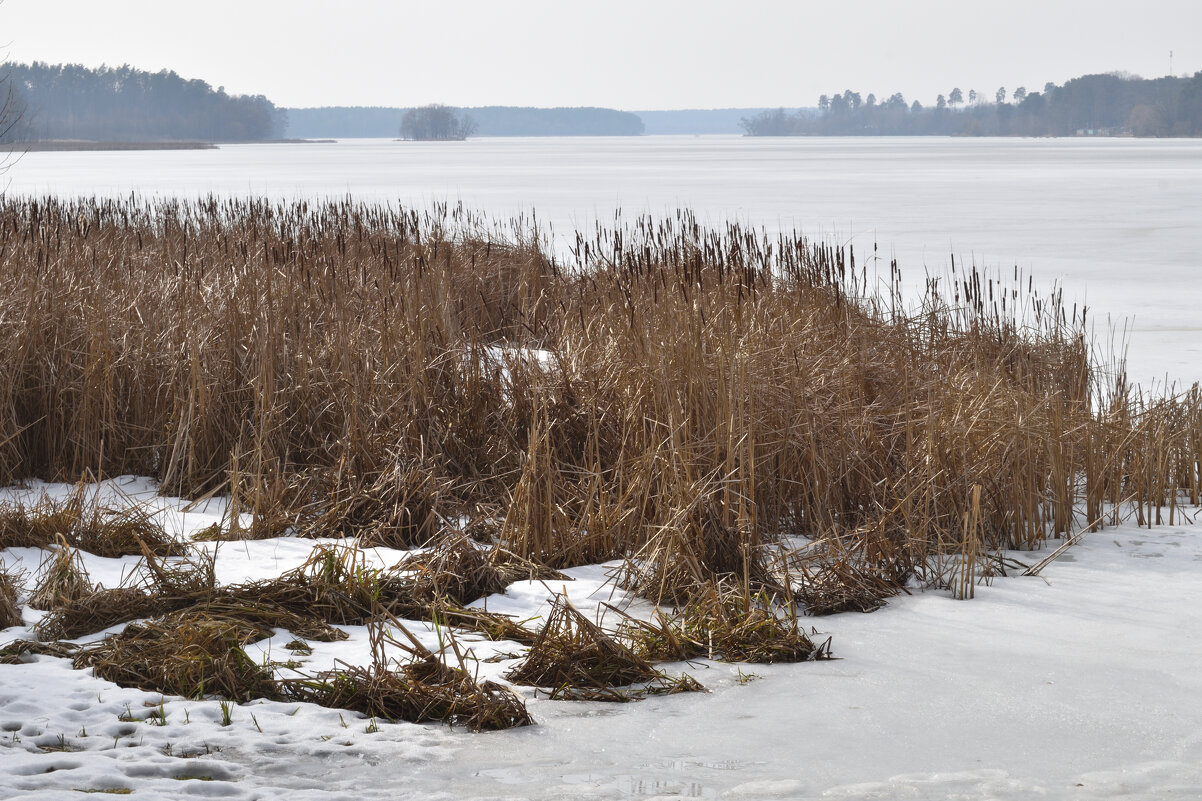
[[2, 0, 1198, 110]]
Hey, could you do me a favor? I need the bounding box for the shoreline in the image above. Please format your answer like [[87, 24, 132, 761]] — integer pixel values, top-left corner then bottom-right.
[[11, 139, 335, 152]]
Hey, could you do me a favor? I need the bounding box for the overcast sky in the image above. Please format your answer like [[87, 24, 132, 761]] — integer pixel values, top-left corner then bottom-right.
[[2, 0, 1198, 110]]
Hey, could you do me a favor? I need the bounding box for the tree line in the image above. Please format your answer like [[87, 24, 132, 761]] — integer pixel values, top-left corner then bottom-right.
[[285, 105, 645, 138], [743, 72, 1202, 137], [1, 62, 287, 143], [399, 105, 476, 140]]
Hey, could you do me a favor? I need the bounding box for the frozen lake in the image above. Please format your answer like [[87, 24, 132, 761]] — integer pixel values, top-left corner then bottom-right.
[[6, 135, 1201, 388]]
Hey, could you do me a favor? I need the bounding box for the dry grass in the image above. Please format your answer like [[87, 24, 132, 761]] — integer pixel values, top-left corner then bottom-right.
[[276, 620, 533, 731], [73, 611, 276, 701], [784, 528, 912, 615], [28, 541, 93, 611], [0, 569, 22, 629], [619, 580, 829, 664], [34, 586, 162, 641], [0, 196, 1198, 614], [0, 638, 79, 664], [0, 485, 181, 557], [503, 594, 706, 701], [34, 549, 213, 640]]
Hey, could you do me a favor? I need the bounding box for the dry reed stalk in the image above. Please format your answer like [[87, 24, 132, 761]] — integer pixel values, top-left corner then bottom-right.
[[502, 593, 694, 700], [626, 581, 828, 664], [276, 619, 533, 730], [28, 539, 93, 611], [0, 639, 79, 664], [34, 586, 161, 641], [0, 485, 181, 557], [0, 570, 22, 629], [73, 611, 276, 702], [786, 527, 911, 616], [0, 195, 1198, 614]]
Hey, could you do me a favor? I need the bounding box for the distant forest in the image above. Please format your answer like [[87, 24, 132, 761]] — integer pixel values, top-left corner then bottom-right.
[[1, 62, 287, 142], [743, 72, 1202, 137], [286, 106, 644, 138], [634, 108, 811, 135]]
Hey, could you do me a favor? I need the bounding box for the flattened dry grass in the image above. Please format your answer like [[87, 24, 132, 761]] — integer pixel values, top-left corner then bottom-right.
[[503, 594, 707, 701], [0, 485, 182, 557], [34, 548, 215, 639], [618, 580, 830, 664], [73, 612, 276, 702], [276, 621, 533, 731], [0, 569, 22, 629], [34, 586, 160, 641], [0, 638, 78, 664], [28, 541, 93, 611]]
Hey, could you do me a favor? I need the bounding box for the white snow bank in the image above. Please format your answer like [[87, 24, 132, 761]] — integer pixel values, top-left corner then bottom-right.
[[2, 479, 1201, 800]]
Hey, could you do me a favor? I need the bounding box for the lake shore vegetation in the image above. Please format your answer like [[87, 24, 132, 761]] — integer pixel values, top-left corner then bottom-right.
[[743, 71, 1202, 137], [1, 196, 1200, 722]]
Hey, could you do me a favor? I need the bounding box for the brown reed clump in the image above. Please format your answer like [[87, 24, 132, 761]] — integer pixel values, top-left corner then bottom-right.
[[34, 586, 162, 641], [0, 570, 22, 629], [74, 611, 277, 701], [277, 660, 534, 731], [34, 549, 214, 640], [0, 639, 79, 664], [399, 532, 509, 606], [299, 459, 450, 549], [1, 196, 1199, 610], [504, 594, 668, 697], [0, 486, 181, 558], [681, 582, 828, 663], [28, 541, 93, 611], [426, 603, 541, 645], [0, 495, 78, 549], [786, 526, 913, 615], [621, 581, 828, 664], [276, 621, 533, 731]]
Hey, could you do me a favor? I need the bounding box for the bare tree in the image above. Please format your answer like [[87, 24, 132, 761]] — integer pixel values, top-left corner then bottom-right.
[[1, 63, 26, 181]]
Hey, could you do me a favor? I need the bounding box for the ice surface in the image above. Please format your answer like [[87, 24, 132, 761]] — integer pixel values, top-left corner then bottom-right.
[[3, 479, 1201, 799]]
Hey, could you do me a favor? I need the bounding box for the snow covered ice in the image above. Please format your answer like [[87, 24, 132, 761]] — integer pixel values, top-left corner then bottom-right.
[[2, 477, 1201, 800]]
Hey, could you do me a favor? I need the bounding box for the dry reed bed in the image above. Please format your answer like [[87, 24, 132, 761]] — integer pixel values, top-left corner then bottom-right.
[[0, 196, 1199, 612]]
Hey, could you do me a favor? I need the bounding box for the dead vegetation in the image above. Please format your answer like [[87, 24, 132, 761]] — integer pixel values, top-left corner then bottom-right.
[[0, 485, 182, 557], [2, 197, 1199, 610], [28, 541, 93, 611], [276, 622, 533, 731], [2, 196, 1202, 724], [0, 638, 78, 664], [73, 612, 277, 702], [503, 593, 707, 701], [0, 569, 22, 629], [33, 548, 214, 639]]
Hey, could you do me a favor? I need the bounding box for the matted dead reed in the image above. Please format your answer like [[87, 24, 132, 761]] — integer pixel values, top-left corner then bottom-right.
[[34, 548, 215, 640], [34, 586, 162, 641], [0, 485, 182, 557], [28, 540, 93, 611], [0, 638, 78, 664], [619, 580, 829, 664], [0, 569, 22, 629], [276, 620, 533, 731], [503, 594, 706, 701], [0, 196, 1199, 612], [73, 611, 277, 701]]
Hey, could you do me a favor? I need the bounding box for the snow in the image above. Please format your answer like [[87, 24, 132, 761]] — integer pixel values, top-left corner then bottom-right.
[[3, 477, 1201, 800]]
